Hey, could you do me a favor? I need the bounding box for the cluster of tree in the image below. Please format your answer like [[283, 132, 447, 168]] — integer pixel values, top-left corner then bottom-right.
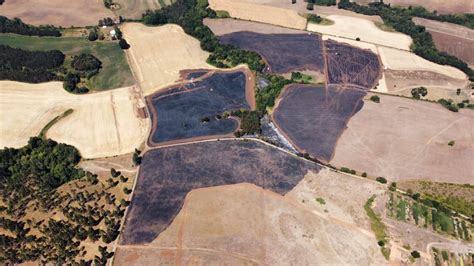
[[71, 54, 102, 78], [142, 0, 265, 71], [132, 149, 142, 166], [309, 0, 336, 6], [255, 74, 292, 112], [98, 17, 115, 27], [340, 167, 357, 175], [103, 0, 113, 8], [0, 137, 131, 264], [233, 110, 261, 137], [337, 0, 474, 81], [0, 16, 61, 36], [411, 86, 428, 99], [63, 73, 89, 94], [0, 45, 64, 83]]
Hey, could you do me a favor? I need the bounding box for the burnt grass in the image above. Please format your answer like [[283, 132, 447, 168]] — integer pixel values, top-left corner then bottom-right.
[[120, 140, 319, 245], [147, 70, 250, 145], [273, 84, 365, 162], [219, 32, 325, 74], [324, 40, 381, 88]]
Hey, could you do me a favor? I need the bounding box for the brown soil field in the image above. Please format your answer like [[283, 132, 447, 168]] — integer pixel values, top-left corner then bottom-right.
[[122, 23, 214, 96], [208, 0, 307, 30], [331, 93, 474, 184], [0, 0, 114, 27], [204, 18, 306, 35], [307, 15, 412, 50], [112, 0, 165, 19], [413, 18, 474, 67], [383, 69, 471, 101], [354, 0, 474, 14], [0, 81, 148, 158], [115, 182, 386, 265]]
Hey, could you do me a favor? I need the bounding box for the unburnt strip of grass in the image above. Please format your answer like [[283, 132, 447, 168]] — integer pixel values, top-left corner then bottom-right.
[[364, 195, 390, 260], [0, 33, 134, 90], [38, 109, 74, 139]]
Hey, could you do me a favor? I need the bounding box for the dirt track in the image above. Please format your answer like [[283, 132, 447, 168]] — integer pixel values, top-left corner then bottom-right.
[[0, 0, 114, 27]]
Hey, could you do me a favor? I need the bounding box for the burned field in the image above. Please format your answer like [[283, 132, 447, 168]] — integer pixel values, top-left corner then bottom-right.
[[273, 85, 365, 162], [120, 139, 319, 245], [219, 32, 324, 74], [324, 40, 381, 88], [146, 69, 255, 146]]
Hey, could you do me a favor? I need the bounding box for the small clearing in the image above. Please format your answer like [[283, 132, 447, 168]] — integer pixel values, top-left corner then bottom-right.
[[112, 0, 163, 19]]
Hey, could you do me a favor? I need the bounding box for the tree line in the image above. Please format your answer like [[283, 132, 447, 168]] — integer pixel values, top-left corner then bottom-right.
[[337, 0, 474, 81], [0, 45, 64, 83], [0, 16, 61, 37]]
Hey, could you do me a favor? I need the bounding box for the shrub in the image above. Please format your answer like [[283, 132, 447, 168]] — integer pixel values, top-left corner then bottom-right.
[[370, 95, 380, 103], [362, 172, 367, 177], [240, 110, 261, 135], [306, 2, 314, 10], [411, 87, 428, 99], [376, 177, 387, 184], [88, 30, 98, 41], [411, 250, 420, 258], [307, 14, 322, 24], [118, 39, 130, 49], [448, 140, 455, 146]]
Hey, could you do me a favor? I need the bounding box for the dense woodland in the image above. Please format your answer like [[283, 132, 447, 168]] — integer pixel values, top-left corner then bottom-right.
[[338, 0, 474, 81], [0, 138, 128, 264], [0, 16, 61, 37], [0, 45, 64, 83]]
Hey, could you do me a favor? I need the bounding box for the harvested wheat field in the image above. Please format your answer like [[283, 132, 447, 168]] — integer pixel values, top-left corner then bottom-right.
[[122, 23, 214, 95], [113, 0, 167, 19], [307, 15, 412, 50], [204, 18, 305, 35], [378, 46, 467, 80], [356, 0, 474, 14], [115, 182, 385, 265], [0, 0, 114, 27], [413, 18, 474, 67], [0, 81, 148, 158], [208, 0, 307, 30], [331, 94, 474, 184]]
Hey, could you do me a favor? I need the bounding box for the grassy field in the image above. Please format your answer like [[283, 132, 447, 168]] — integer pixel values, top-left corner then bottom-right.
[[0, 34, 134, 91]]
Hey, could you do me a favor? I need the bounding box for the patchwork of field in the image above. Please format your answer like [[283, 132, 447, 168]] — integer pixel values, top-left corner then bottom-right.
[[0, 81, 148, 158], [325, 40, 381, 88], [115, 168, 386, 265], [273, 85, 365, 162], [122, 23, 214, 95], [0, 33, 134, 91], [147, 68, 255, 146], [113, 0, 169, 19], [204, 18, 305, 35], [307, 15, 412, 50], [331, 94, 474, 184], [219, 32, 325, 74], [0, 0, 114, 27], [120, 139, 320, 245], [208, 0, 307, 30], [354, 0, 474, 14], [413, 18, 474, 67]]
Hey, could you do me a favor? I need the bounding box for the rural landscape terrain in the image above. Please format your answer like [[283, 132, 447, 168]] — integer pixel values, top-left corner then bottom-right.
[[0, 0, 473, 265]]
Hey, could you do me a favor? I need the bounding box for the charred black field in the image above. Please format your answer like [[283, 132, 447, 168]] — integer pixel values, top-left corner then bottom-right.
[[219, 32, 325, 74], [324, 40, 381, 89], [120, 139, 320, 245], [147, 69, 255, 146], [273, 85, 366, 162]]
